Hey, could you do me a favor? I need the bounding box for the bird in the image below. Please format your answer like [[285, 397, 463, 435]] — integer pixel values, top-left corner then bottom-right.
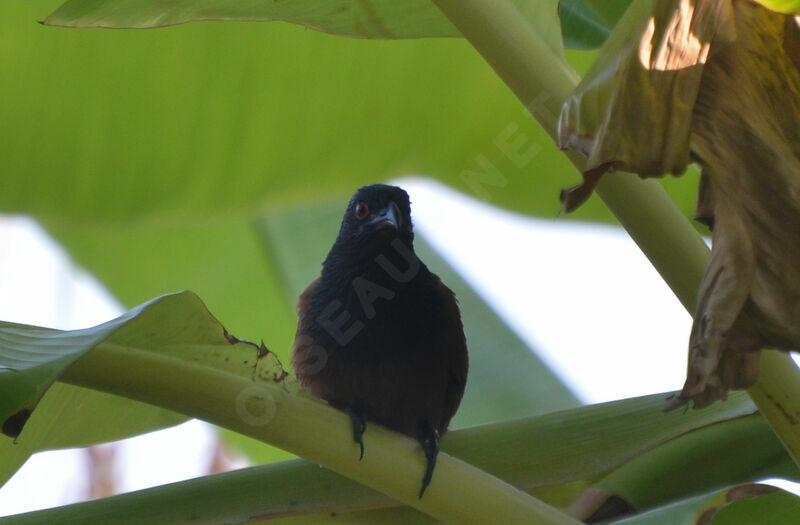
[[292, 183, 469, 498]]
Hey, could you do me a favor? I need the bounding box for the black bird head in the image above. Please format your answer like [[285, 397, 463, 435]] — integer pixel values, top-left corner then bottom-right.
[[320, 184, 416, 283], [334, 184, 413, 249]]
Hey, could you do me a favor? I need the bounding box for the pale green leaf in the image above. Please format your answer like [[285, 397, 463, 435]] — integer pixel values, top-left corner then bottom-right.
[[6, 1, 592, 225]]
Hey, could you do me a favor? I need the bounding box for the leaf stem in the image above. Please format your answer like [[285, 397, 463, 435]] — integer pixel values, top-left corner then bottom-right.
[[59, 343, 579, 525], [748, 351, 800, 467], [0, 392, 766, 524]]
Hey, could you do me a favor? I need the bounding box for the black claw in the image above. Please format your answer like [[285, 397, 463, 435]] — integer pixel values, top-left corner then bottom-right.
[[342, 408, 367, 460], [419, 424, 440, 498]]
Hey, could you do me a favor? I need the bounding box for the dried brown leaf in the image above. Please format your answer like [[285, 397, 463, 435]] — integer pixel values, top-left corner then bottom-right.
[[669, 0, 800, 409], [558, 0, 800, 409], [558, 0, 736, 211]]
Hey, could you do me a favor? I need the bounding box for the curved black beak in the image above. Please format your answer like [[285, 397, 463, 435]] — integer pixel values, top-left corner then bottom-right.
[[368, 201, 402, 230]]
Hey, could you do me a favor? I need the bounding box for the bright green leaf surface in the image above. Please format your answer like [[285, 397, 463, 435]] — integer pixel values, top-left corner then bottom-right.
[[559, 0, 632, 49], [2, 2, 615, 226]]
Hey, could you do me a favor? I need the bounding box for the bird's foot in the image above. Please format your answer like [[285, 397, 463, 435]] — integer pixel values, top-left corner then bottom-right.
[[342, 408, 367, 460], [419, 423, 439, 498]]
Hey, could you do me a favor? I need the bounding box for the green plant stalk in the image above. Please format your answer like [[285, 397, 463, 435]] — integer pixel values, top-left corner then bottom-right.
[[431, 0, 800, 465], [748, 351, 800, 467], [58, 344, 579, 525], [0, 390, 762, 524]]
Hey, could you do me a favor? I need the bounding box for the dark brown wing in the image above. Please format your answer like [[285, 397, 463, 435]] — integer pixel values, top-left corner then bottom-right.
[[295, 277, 319, 326], [432, 277, 469, 435], [292, 277, 322, 392]]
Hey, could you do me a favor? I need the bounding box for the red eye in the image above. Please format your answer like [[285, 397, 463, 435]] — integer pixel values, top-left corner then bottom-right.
[[355, 202, 369, 219]]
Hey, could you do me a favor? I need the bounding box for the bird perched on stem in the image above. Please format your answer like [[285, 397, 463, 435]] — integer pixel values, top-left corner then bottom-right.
[[292, 184, 469, 497]]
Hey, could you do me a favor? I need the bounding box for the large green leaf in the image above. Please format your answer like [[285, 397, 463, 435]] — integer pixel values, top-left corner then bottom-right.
[[2, 2, 617, 226], [0, 292, 284, 486]]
